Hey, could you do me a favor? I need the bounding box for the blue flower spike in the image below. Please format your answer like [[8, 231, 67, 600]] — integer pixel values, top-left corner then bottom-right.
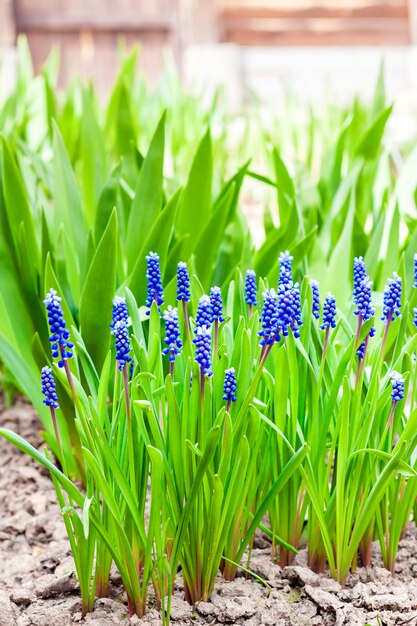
[[391, 371, 404, 404], [381, 273, 402, 359], [414, 307, 417, 329], [259, 289, 278, 348], [176, 261, 191, 339], [162, 306, 183, 375], [210, 286, 224, 356], [353, 257, 367, 304], [41, 366, 59, 409], [41, 366, 62, 451], [354, 277, 375, 361], [311, 280, 320, 320], [194, 325, 212, 399], [388, 371, 405, 432], [195, 295, 212, 330], [145, 252, 164, 315], [320, 294, 337, 330], [278, 250, 293, 291], [177, 262, 191, 302], [111, 296, 129, 333], [210, 287, 225, 324], [320, 293, 336, 359], [194, 325, 212, 377], [245, 270, 258, 316], [114, 321, 132, 372], [114, 320, 132, 419], [290, 285, 303, 339], [44, 289, 74, 369], [223, 367, 237, 411], [381, 273, 402, 324]]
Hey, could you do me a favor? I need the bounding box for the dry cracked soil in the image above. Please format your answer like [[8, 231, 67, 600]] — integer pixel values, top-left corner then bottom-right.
[[1, 396, 417, 626]]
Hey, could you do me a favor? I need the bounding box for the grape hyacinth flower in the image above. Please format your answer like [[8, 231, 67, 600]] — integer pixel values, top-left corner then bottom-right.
[[311, 280, 320, 320], [195, 295, 212, 330], [111, 296, 129, 333], [223, 367, 237, 411], [320, 294, 337, 330], [210, 287, 224, 324], [41, 366, 59, 409], [44, 289, 74, 368], [320, 293, 336, 359], [145, 252, 164, 315], [381, 272, 402, 357], [391, 371, 404, 403], [277, 282, 304, 340], [210, 286, 224, 356], [381, 273, 402, 324], [114, 320, 132, 419], [177, 261, 191, 338], [353, 257, 367, 304], [176, 262, 191, 303], [162, 306, 182, 375], [414, 307, 417, 329], [114, 321, 132, 371], [279, 250, 293, 277], [414, 254, 417, 288], [388, 371, 405, 431], [354, 277, 375, 360], [258, 289, 278, 348], [194, 325, 212, 399], [245, 270, 257, 316], [278, 251, 293, 291], [41, 366, 61, 451], [290, 286, 303, 339]]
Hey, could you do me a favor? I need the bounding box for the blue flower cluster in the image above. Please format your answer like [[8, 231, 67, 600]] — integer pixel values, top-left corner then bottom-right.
[[381, 273, 402, 324], [353, 257, 367, 304], [114, 321, 132, 371], [41, 366, 59, 409], [146, 252, 164, 314], [223, 368, 237, 404], [44, 289, 74, 368], [111, 296, 129, 333], [177, 262, 191, 302], [278, 250, 293, 291], [391, 371, 404, 403], [210, 287, 225, 323], [311, 280, 320, 320], [289, 286, 303, 339], [162, 307, 182, 362], [258, 289, 278, 346], [355, 277, 376, 359], [244, 270, 257, 307], [320, 294, 337, 330], [195, 295, 212, 329], [193, 326, 212, 376]]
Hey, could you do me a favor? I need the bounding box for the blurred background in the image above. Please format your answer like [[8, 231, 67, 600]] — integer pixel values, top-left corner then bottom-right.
[[1, 0, 417, 110]]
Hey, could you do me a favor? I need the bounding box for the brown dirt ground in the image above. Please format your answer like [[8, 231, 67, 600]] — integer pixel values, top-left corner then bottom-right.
[[1, 398, 417, 626]]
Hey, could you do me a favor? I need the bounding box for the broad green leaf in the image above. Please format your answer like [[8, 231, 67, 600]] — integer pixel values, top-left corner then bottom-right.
[[127, 112, 165, 270], [176, 129, 212, 257], [79, 209, 117, 371]]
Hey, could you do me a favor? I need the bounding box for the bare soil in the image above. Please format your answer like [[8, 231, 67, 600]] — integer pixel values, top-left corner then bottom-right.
[[1, 399, 417, 626]]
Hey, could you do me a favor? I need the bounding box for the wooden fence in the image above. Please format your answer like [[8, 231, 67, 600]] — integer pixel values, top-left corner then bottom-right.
[[2, 1, 417, 92]]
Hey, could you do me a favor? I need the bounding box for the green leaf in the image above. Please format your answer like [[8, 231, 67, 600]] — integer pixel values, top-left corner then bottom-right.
[[1, 136, 39, 270], [127, 112, 166, 270], [128, 188, 181, 301], [355, 105, 392, 160], [79, 209, 117, 371], [176, 129, 212, 257]]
